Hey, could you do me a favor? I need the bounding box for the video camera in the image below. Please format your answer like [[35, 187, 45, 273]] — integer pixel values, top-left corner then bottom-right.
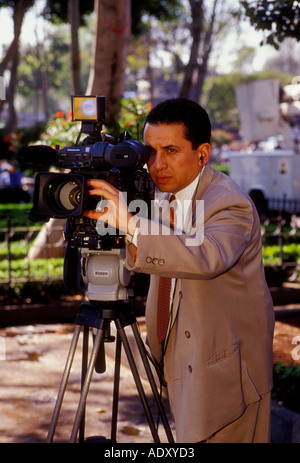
[[24, 95, 152, 297], [27, 95, 151, 252]]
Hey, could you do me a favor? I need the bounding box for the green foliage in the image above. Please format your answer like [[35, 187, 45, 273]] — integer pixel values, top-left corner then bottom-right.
[[44, 0, 94, 25], [211, 129, 234, 147], [273, 362, 300, 413], [0, 257, 64, 281], [0, 203, 34, 228], [205, 70, 293, 130], [0, 280, 69, 305], [35, 111, 80, 148], [241, 1, 300, 49], [17, 27, 74, 117], [210, 163, 229, 175], [262, 243, 300, 266], [118, 98, 152, 138], [43, 0, 183, 35], [0, 1, 34, 10], [131, 0, 183, 36], [0, 240, 34, 260], [27, 98, 151, 150]]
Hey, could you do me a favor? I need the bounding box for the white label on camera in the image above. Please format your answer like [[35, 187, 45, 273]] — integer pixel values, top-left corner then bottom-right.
[[94, 270, 109, 277]]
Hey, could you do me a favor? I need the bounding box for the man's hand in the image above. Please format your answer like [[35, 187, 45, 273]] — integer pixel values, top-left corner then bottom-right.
[[83, 179, 133, 234]]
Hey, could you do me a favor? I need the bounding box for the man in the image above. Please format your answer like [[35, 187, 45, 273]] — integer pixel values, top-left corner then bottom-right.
[[85, 98, 275, 443]]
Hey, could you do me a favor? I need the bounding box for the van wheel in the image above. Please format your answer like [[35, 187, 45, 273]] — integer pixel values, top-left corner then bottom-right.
[[249, 190, 268, 216]]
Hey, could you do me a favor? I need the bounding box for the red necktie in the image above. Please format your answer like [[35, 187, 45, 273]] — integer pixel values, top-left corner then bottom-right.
[[157, 195, 176, 344]]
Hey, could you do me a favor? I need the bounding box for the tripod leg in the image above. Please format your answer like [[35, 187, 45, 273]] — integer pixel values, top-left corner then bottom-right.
[[79, 325, 89, 443], [116, 324, 161, 443], [70, 324, 105, 443], [131, 323, 175, 443], [47, 324, 81, 443], [110, 333, 122, 442]]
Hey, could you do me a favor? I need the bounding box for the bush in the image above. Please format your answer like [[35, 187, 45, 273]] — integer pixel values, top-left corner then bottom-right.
[[0, 257, 64, 281], [272, 362, 300, 414], [0, 203, 36, 228], [0, 280, 79, 305]]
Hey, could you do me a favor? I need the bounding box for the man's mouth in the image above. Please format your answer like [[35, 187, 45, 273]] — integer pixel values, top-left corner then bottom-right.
[[156, 175, 171, 183]]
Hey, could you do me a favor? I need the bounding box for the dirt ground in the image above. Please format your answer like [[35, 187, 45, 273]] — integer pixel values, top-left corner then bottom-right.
[[0, 308, 299, 444], [273, 323, 300, 365], [0, 320, 175, 444]]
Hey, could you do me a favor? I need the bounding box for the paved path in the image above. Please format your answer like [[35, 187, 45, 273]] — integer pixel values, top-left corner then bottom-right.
[[0, 322, 175, 444]]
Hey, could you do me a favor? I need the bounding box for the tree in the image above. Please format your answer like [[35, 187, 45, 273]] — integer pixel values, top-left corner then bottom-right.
[[44, 0, 94, 94], [17, 28, 73, 119], [179, 0, 239, 102], [0, 0, 34, 134], [86, 0, 131, 126], [264, 38, 300, 75], [87, 0, 183, 125], [240, 0, 300, 49]]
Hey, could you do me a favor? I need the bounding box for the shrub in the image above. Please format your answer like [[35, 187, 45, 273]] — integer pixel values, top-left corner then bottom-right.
[[272, 362, 300, 414]]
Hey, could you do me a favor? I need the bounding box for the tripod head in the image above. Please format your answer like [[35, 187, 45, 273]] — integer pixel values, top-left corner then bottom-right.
[[63, 241, 133, 302], [81, 248, 133, 302], [62, 215, 133, 303]]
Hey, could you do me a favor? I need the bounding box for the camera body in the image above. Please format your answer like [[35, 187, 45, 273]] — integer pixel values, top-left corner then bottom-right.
[[28, 95, 152, 251]]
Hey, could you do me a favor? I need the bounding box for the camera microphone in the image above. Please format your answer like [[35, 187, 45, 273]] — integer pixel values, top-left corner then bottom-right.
[[19, 144, 57, 166]]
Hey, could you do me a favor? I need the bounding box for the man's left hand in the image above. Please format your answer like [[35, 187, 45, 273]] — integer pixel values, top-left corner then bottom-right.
[[83, 179, 133, 234]]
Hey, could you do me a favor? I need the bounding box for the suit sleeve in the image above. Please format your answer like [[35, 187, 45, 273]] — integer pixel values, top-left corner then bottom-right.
[[126, 187, 257, 280]]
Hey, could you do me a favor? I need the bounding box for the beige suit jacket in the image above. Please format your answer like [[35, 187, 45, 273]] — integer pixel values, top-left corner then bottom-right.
[[126, 165, 274, 442]]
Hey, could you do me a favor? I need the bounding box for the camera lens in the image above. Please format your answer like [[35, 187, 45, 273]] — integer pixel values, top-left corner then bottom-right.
[[47, 176, 83, 214], [59, 181, 81, 210]]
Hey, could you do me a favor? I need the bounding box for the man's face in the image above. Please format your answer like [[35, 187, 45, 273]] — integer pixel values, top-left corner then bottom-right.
[[144, 122, 210, 193]]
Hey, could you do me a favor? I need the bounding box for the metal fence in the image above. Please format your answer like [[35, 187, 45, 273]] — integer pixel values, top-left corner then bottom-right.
[[0, 218, 66, 285], [0, 215, 299, 286]]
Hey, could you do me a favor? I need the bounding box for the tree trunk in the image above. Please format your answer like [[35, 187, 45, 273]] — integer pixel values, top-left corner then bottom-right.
[[180, 0, 220, 103], [191, 0, 218, 103], [0, 0, 27, 74], [180, 0, 204, 100], [86, 0, 131, 126], [68, 0, 82, 95], [1, 0, 32, 133], [3, 51, 19, 135]]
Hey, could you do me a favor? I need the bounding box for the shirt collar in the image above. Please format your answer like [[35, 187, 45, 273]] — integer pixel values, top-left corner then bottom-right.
[[155, 166, 205, 203]]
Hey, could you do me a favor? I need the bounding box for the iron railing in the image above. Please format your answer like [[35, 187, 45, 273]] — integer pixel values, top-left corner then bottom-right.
[[0, 218, 66, 285]]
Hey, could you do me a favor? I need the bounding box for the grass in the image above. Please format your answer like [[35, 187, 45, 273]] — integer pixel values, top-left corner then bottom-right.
[[0, 257, 64, 282], [0, 203, 35, 228]]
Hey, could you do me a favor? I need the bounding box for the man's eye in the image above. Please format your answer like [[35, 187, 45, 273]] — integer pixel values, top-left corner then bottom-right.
[[147, 147, 156, 156]]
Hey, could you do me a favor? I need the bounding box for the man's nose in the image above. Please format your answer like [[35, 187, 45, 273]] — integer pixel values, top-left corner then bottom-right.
[[154, 151, 167, 170]]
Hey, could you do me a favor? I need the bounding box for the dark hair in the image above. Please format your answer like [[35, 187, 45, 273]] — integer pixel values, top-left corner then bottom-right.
[[144, 97, 211, 148]]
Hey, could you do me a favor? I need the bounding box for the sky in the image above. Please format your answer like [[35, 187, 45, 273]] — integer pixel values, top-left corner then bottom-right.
[[0, 0, 277, 75]]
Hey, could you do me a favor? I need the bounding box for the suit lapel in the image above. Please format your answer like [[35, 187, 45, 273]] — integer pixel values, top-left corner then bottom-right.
[[166, 167, 214, 336], [191, 165, 214, 227]]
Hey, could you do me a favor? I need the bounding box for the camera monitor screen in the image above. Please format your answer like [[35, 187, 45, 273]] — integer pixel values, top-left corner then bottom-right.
[[72, 96, 98, 121]]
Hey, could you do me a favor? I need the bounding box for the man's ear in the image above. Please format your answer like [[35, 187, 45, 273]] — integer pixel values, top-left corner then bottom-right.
[[198, 143, 211, 167]]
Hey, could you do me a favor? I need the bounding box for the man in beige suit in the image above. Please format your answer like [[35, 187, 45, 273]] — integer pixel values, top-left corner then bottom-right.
[[85, 98, 275, 443]]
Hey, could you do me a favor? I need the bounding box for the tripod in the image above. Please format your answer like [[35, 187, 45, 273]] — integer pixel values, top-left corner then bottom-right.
[[46, 299, 174, 443]]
